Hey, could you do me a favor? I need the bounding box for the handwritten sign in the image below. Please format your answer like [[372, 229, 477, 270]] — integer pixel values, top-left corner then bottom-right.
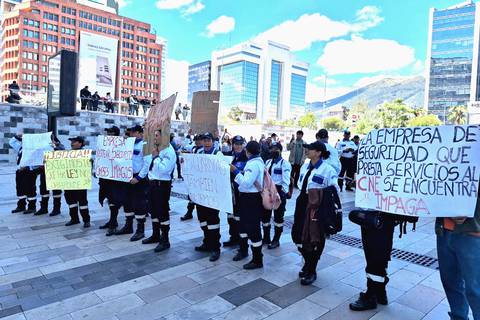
[[190, 91, 220, 134], [44, 150, 92, 190], [182, 153, 233, 213], [144, 93, 177, 155], [355, 125, 480, 217], [94, 135, 135, 182], [19, 132, 53, 167]]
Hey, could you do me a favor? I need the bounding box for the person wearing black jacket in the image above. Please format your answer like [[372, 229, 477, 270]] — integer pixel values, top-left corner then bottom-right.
[[80, 86, 91, 110], [91, 92, 101, 111]]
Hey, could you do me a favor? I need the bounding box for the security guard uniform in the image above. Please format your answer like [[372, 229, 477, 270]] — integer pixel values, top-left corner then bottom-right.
[[180, 139, 203, 221], [194, 133, 224, 262], [117, 135, 149, 241], [223, 140, 248, 247], [64, 137, 91, 227], [142, 144, 176, 252], [263, 143, 291, 249], [232, 144, 265, 270], [10, 135, 33, 214], [337, 135, 358, 191]]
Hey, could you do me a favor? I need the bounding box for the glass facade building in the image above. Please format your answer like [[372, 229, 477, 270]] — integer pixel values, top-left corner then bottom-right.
[[290, 73, 307, 115], [219, 60, 259, 116], [269, 60, 282, 119], [187, 60, 211, 103], [427, 2, 478, 122]]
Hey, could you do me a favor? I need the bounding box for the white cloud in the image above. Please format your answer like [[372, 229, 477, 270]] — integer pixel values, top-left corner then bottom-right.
[[317, 36, 415, 75], [165, 58, 189, 105], [117, 0, 131, 8], [156, 0, 205, 16], [205, 15, 235, 38], [313, 75, 337, 86], [253, 6, 382, 51], [306, 81, 351, 103]]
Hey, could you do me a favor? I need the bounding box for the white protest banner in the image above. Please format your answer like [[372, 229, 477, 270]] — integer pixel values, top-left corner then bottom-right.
[[182, 153, 233, 213], [19, 132, 53, 167], [355, 125, 480, 217], [94, 135, 135, 182]]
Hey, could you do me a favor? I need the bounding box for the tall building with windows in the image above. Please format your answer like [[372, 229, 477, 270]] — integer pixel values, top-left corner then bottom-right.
[[188, 60, 211, 104], [211, 40, 309, 122], [425, 0, 480, 122], [1, 0, 164, 102]]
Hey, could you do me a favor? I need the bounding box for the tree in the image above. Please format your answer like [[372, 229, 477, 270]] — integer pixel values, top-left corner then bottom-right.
[[378, 99, 415, 128], [407, 114, 442, 127], [322, 116, 345, 131], [297, 112, 318, 130], [347, 101, 368, 127], [355, 108, 382, 134], [447, 105, 467, 125], [227, 106, 243, 122]]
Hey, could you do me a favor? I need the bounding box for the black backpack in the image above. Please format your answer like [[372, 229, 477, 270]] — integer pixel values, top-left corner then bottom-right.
[[319, 185, 343, 235]]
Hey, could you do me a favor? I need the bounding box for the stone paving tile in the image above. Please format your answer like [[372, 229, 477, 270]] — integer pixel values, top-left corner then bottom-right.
[[0, 306, 23, 319], [212, 297, 282, 320], [116, 294, 189, 320], [187, 263, 239, 284], [369, 302, 425, 320], [69, 293, 144, 320], [316, 300, 378, 320], [422, 302, 451, 320], [162, 296, 235, 320], [225, 268, 266, 286], [263, 280, 321, 308], [178, 277, 238, 304], [264, 299, 328, 320], [219, 279, 279, 306], [388, 269, 429, 292], [136, 276, 199, 303], [306, 282, 359, 310], [395, 284, 445, 314], [94, 275, 159, 301]]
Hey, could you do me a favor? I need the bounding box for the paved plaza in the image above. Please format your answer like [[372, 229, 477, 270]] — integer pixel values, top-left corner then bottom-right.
[[0, 164, 454, 320]]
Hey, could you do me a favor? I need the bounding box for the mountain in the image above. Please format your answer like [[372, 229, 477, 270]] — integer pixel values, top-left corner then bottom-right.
[[310, 76, 425, 111]]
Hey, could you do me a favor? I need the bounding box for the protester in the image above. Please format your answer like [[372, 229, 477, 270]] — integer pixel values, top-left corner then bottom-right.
[[170, 133, 183, 181], [64, 136, 91, 227], [263, 141, 291, 249], [291, 141, 337, 285], [223, 135, 248, 247], [143, 129, 177, 252], [140, 98, 150, 116], [128, 95, 139, 116], [104, 92, 114, 113], [91, 91, 100, 111], [287, 130, 306, 188], [316, 129, 341, 175], [175, 103, 182, 120], [337, 130, 357, 191], [7, 81, 21, 103], [9, 134, 35, 214], [180, 134, 203, 221], [230, 141, 265, 269], [221, 136, 232, 154], [80, 86, 91, 110], [260, 136, 272, 161], [182, 104, 189, 121]]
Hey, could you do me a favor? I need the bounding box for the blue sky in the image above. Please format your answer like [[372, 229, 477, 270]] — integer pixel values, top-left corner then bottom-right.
[[119, 0, 464, 103]]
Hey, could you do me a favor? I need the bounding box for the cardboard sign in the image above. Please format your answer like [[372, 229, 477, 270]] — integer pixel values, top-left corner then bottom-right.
[[44, 149, 92, 190], [94, 135, 135, 182], [143, 93, 177, 155], [190, 91, 220, 134], [182, 153, 233, 213], [355, 125, 480, 217], [19, 132, 53, 167]]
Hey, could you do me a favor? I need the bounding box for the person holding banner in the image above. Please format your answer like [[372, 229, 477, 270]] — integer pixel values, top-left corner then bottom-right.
[[64, 137, 91, 227], [194, 132, 224, 262], [262, 142, 291, 249], [180, 134, 204, 221], [336, 130, 357, 191], [142, 129, 176, 252], [9, 134, 32, 214], [223, 135, 248, 247], [230, 141, 265, 270], [291, 141, 337, 285], [116, 125, 149, 242]]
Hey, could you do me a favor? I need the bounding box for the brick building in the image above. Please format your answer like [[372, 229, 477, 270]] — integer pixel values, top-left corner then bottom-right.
[[1, 0, 164, 103]]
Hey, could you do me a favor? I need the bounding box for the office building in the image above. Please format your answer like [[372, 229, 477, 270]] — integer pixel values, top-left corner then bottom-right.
[[1, 0, 164, 102], [425, 0, 479, 122], [211, 40, 309, 122], [188, 60, 211, 104]]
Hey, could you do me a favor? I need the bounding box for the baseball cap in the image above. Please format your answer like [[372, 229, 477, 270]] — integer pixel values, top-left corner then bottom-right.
[[202, 132, 214, 140], [269, 141, 283, 151], [343, 129, 351, 135], [232, 135, 245, 144], [68, 136, 85, 145], [303, 141, 327, 152], [104, 126, 120, 136], [129, 124, 144, 133]]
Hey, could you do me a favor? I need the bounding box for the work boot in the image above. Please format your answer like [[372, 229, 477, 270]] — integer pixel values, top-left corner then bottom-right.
[[155, 225, 171, 252], [298, 247, 307, 278], [194, 243, 209, 252], [65, 204, 80, 226], [34, 197, 49, 216], [338, 178, 344, 192], [106, 227, 117, 236], [262, 226, 271, 245], [268, 226, 282, 249], [209, 250, 221, 262], [243, 245, 263, 270], [180, 212, 193, 221], [349, 279, 378, 311], [49, 196, 61, 216], [115, 216, 134, 235], [375, 277, 389, 305], [79, 206, 90, 227], [24, 199, 37, 214], [223, 237, 239, 247], [130, 221, 145, 241], [232, 238, 248, 261], [11, 198, 26, 213], [154, 240, 170, 252], [300, 251, 318, 286], [142, 222, 160, 244]]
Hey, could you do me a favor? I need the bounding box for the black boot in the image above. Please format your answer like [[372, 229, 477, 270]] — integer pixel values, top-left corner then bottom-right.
[[154, 225, 170, 252], [142, 222, 161, 244], [180, 212, 193, 221], [262, 226, 271, 245], [224, 215, 239, 247], [298, 247, 308, 278], [11, 198, 26, 213], [338, 178, 344, 192], [376, 277, 389, 305], [301, 250, 319, 286], [99, 222, 110, 229], [209, 250, 221, 262], [195, 223, 209, 251], [79, 206, 91, 228], [49, 196, 61, 216], [349, 279, 378, 311], [65, 204, 80, 226], [243, 245, 263, 270], [115, 216, 134, 235], [34, 197, 49, 216], [130, 220, 145, 241], [233, 238, 249, 261], [268, 226, 282, 249], [24, 199, 37, 214]]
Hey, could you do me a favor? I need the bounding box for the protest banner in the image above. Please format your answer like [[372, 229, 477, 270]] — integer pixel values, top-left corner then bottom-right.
[[355, 125, 480, 217], [94, 135, 135, 182], [44, 149, 92, 190], [143, 93, 177, 155], [19, 132, 53, 167], [182, 153, 233, 213], [190, 91, 220, 134]]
